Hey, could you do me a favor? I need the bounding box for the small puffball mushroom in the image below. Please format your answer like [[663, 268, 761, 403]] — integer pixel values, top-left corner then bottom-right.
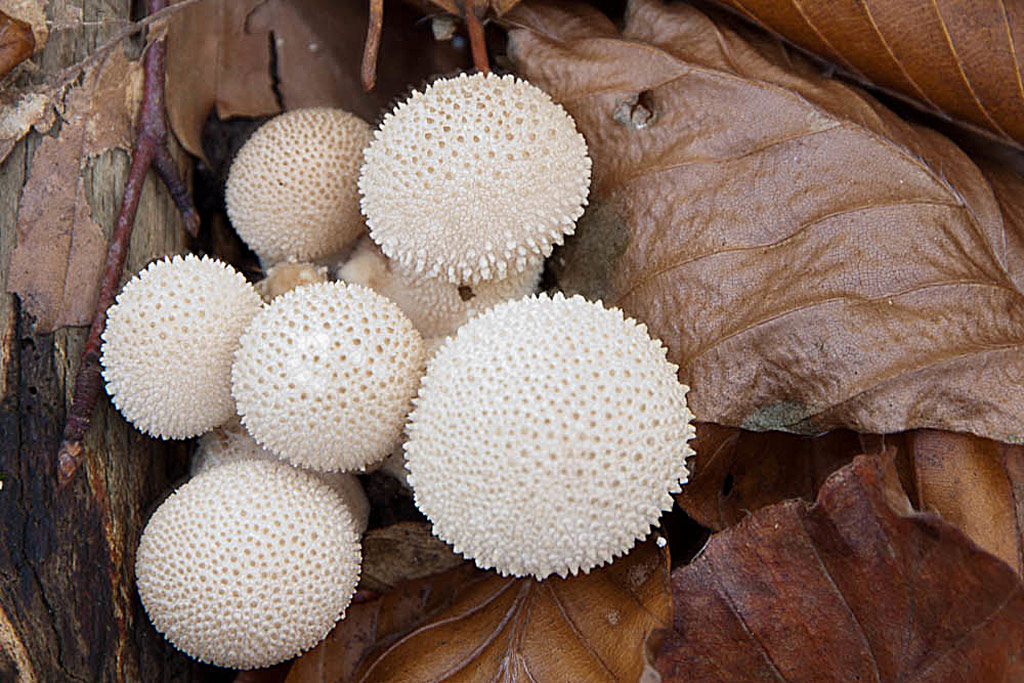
[[101, 254, 262, 439], [359, 72, 591, 285], [256, 262, 329, 302], [136, 460, 361, 669], [225, 108, 372, 265], [232, 281, 425, 472], [405, 293, 695, 579], [338, 237, 542, 338], [191, 420, 369, 533]]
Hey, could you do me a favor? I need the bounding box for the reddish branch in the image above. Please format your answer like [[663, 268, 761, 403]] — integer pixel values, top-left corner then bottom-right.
[[57, 0, 198, 488]]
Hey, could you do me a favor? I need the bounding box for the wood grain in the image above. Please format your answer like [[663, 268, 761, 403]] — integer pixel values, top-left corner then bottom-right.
[[0, 1, 214, 679]]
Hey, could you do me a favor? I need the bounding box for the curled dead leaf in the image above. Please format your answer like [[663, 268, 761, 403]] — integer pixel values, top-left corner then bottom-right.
[[714, 0, 1024, 149], [656, 454, 1024, 680], [901, 429, 1024, 575], [508, 0, 1024, 443], [289, 538, 670, 682], [0, 8, 33, 80], [359, 521, 464, 593], [677, 423, 887, 530]]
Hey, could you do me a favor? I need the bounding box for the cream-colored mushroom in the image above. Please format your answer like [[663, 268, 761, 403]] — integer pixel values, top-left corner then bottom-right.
[[101, 254, 262, 439], [136, 460, 361, 669], [226, 108, 372, 265], [359, 72, 591, 285], [232, 281, 425, 472], [405, 293, 695, 579]]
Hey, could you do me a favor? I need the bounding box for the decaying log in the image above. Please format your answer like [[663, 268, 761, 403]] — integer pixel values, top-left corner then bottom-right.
[[0, 1, 218, 680]]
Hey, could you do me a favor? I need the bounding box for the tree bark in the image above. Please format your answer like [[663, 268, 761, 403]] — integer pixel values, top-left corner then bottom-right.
[[0, 1, 219, 680]]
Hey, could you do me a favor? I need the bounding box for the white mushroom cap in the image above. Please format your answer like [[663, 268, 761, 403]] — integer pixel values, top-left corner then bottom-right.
[[359, 72, 591, 285], [101, 254, 262, 439], [225, 108, 372, 265], [338, 237, 542, 338], [232, 281, 426, 472], [191, 420, 370, 534], [405, 293, 695, 579], [136, 460, 361, 669]]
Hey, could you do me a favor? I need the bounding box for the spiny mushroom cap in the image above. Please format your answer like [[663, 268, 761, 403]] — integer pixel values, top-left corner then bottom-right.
[[101, 254, 262, 439], [338, 237, 542, 338], [359, 72, 591, 285], [405, 293, 695, 579], [225, 108, 372, 265], [136, 460, 361, 669], [232, 281, 426, 472], [191, 420, 370, 533]]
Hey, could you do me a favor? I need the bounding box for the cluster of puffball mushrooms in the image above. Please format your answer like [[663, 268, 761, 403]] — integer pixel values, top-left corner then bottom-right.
[[101, 73, 696, 669]]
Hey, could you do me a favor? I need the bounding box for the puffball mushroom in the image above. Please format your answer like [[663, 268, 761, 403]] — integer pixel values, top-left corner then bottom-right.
[[191, 420, 370, 534], [136, 460, 361, 669], [225, 108, 372, 265], [405, 293, 695, 579], [338, 236, 542, 339], [232, 281, 426, 472], [359, 72, 591, 285], [101, 254, 262, 439]]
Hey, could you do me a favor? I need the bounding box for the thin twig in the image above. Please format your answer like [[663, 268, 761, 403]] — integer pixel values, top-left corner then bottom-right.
[[361, 0, 384, 91], [57, 0, 197, 488], [464, 9, 489, 75]]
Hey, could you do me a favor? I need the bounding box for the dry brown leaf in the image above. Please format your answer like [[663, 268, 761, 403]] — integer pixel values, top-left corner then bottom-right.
[[507, 0, 1024, 443], [290, 538, 669, 682], [901, 430, 1024, 575], [714, 0, 1024, 149], [656, 454, 1024, 680], [166, 0, 468, 160], [677, 423, 888, 530], [287, 568, 477, 683], [0, 8, 33, 80], [6, 48, 142, 332], [359, 522, 465, 594]]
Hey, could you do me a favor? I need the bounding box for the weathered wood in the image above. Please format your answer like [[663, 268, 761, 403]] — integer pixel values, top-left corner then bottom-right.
[[0, 1, 219, 680]]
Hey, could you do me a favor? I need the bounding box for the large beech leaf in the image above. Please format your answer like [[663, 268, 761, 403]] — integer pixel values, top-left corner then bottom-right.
[[506, 0, 1024, 442], [713, 0, 1024, 149], [289, 538, 670, 682], [656, 455, 1024, 680]]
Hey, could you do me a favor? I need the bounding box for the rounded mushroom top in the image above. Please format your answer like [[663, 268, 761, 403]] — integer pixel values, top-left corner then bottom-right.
[[405, 293, 695, 579], [232, 281, 425, 472], [101, 254, 262, 440], [191, 420, 371, 534], [338, 237, 541, 339], [225, 108, 372, 265], [359, 72, 591, 285], [136, 460, 361, 669]]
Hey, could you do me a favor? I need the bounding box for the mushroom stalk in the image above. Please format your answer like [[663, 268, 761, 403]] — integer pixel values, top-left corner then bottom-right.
[[57, 0, 199, 488]]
